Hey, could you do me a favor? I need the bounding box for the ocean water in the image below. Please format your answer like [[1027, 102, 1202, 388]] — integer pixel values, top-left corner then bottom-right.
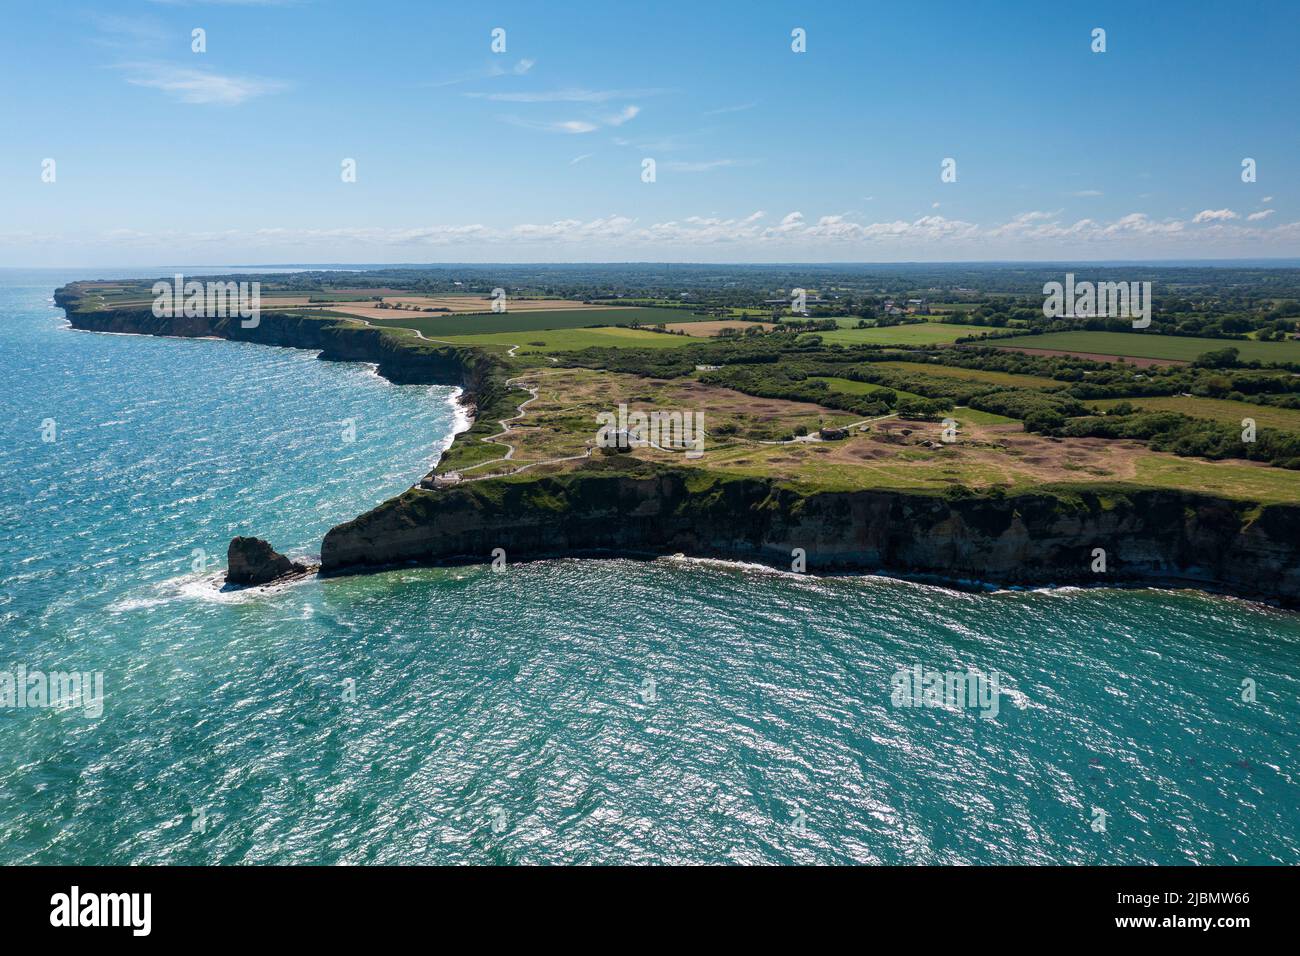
[[1, 269, 1299, 865]]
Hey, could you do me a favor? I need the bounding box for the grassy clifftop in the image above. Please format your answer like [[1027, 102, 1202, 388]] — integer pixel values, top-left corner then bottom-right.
[[321, 456, 1300, 605]]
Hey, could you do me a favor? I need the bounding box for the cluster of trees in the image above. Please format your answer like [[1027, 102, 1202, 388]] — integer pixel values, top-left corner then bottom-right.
[[1056, 412, 1300, 469], [550, 332, 1300, 466], [956, 298, 1300, 339], [879, 346, 1300, 408], [186, 265, 1300, 333], [698, 366, 897, 418]]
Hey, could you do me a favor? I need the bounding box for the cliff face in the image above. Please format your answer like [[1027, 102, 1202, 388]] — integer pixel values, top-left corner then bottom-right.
[[57, 286, 1300, 606], [320, 460, 1300, 606], [55, 294, 495, 392]]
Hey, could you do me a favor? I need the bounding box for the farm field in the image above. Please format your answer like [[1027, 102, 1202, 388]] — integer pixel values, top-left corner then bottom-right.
[[996, 331, 1300, 364], [1088, 395, 1300, 433], [813, 323, 996, 346], [874, 360, 1063, 389], [359, 307, 696, 338], [665, 320, 775, 336], [950, 406, 1021, 426], [808, 376, 927, 402], [438, 326, 695, 353], [324, 296, 621, 319]]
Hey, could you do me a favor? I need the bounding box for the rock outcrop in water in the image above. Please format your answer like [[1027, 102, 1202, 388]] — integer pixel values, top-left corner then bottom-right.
[[226, 537, 309, 586], [55, 284, 1300, 608], [320, 458, 1300, 607]]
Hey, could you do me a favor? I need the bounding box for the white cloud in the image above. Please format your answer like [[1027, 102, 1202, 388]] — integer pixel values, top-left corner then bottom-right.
[[430, 59, 535, 88], [497, 102, 642, 136], [15, 210, 1300, 260], [467, 87, 663, 103], [90, 14, 171, 48], [1193, 208, 1238, 223], [502, 116, 598, 134], [118, 63, 286, 105], [703, 102, 757, 115], [1248, 209, 1275, 221], [604, 105, 640, 126], [1071, 189, 1104, 197], [664, 158, 755, 173], [569, 154, 593, 165]]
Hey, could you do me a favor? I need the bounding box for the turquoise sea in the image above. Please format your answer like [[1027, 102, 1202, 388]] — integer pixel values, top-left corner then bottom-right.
[[1, 269, 1298, 865]]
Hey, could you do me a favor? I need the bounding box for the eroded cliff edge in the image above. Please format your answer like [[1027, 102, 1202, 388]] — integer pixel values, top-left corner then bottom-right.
[[54, 285, 501, 394], [321, 458, 1300, 606], [56, 284, 1300, 607]]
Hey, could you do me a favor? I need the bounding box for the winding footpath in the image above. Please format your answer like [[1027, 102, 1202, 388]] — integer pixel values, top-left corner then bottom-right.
[[345, 314, 901, 482]]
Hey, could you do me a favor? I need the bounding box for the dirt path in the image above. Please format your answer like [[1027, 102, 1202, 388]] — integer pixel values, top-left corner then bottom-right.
[[456, 371, 595, 480]]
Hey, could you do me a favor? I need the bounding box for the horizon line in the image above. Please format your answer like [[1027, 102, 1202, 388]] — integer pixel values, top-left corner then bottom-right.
[[8, 256, 1300, 272]]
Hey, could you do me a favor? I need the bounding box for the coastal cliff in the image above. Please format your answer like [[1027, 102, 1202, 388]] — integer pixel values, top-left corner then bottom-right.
[[56, 285, 1300, 606], [321, 458, 1300, 606], [53, 286, 500, 393]]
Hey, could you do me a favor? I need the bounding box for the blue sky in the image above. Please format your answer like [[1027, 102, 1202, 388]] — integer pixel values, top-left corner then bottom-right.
[[2, 0, 1297, 265]]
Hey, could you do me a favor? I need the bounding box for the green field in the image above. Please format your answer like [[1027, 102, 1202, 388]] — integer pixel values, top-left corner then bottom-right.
[[1000, 331, 1300, 364], [1133, 456, 1300, 504], [1089, 395, 1300, 433], [810, 377, 1022, 425], [813, 323, 995, 347], [439, 326, 695, 353], [361, 306, 698, 338], [950, 406, 1021, 426], [809, 377, 927, 402], [874, 360, 1062, 389]]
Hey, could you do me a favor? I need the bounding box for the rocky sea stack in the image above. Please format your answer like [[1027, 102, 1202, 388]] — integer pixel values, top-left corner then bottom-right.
[[226, 536, 309, 586]]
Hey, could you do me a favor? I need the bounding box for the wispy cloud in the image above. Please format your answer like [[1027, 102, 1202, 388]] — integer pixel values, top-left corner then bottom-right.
[[89, 14, 170, 48], [429, 58, 534, 88], [1248, 209, 1275, 221], [603, 105, 640, 127], [1071, 189, 1104, 197], [614, 135, 690, 152], [466, 87, 664, 103], [503, 116, 598, 134], [118, 62, 287, 105], [569, 154, 593, 165], [664, 159, 757, 173], [498, 102, 640, 135], [703, 102, 757, 115]]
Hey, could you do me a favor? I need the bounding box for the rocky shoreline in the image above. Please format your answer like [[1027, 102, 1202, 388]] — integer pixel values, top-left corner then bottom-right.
[[57, 286, 1300, 608], [320, 459, 1300, 608]]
